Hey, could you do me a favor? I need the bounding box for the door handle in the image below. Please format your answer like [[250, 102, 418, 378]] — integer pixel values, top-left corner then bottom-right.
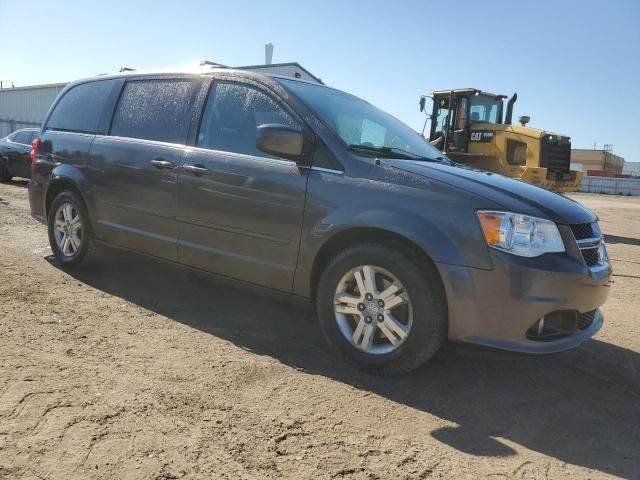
[[183, 164, 211, 176], [150, 159, 176, 169]]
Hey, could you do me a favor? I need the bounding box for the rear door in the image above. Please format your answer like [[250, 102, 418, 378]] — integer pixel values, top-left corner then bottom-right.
[[6, 130, 33, 177], [88, 77, 202, 261], [176, 79, 310, 292]]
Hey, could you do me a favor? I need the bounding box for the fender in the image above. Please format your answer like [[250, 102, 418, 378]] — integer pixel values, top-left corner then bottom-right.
[[292, 204, 493, 298], [332, 208, 464, 265]]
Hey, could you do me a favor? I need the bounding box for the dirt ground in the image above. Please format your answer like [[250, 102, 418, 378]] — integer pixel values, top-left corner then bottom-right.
[[0, 181, 639, 480]]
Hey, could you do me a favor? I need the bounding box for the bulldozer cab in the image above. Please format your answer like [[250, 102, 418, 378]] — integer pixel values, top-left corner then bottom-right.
[[422, 88, 507, 160]]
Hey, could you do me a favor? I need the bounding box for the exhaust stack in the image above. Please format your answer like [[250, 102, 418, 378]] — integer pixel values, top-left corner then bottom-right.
[[265, 43, 274, 65], [505, 93, 518, 125]]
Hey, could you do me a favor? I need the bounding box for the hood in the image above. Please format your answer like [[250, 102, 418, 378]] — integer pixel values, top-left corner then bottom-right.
[[383, 159, 596, 225]]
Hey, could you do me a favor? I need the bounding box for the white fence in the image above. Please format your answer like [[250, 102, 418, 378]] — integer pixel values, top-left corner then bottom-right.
[[580, 176, 640, 196]]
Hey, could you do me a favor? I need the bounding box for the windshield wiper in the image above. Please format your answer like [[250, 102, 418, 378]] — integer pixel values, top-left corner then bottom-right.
[[348, 144, 441, 162]]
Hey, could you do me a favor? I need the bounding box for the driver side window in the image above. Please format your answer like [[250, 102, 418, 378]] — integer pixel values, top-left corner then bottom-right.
[[198, 82, 300, 159]]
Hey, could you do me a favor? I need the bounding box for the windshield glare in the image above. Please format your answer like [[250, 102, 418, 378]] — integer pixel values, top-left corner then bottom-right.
[[280, 79, 444, 160]]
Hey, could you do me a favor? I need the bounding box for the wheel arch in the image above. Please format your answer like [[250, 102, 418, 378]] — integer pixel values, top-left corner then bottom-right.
[[308, 226, 444, 303], [44, 164, 92, 221]]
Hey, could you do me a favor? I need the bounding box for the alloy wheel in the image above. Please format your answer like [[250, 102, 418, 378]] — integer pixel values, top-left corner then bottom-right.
[[53, 202, 83, 257], [334, 265, 413, 355]]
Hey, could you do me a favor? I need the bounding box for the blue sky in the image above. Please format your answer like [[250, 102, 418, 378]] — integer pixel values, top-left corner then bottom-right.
[[1, 0, 638, 161]]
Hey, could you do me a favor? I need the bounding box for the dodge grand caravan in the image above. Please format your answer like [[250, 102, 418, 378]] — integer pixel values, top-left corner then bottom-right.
[[28, 68, 612, 375]]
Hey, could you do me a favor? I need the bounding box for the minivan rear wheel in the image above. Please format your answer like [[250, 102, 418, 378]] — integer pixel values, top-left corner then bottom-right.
[[316, 243, 447, 376], [48, 191, 101, 268]]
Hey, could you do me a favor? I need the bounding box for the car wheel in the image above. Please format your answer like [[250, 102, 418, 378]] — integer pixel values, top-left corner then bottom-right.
[[0, 158, 11, 182], [316, 243, 448, 376], [47, 190, 101, 268]]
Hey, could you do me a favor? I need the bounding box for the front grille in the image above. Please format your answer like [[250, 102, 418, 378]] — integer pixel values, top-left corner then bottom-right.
[[570, 223, 594, 240], [540, 134, 571, 174], [570, 222, 605, 268], [582, 248, 599, 266], [578, 310, 597, 330]]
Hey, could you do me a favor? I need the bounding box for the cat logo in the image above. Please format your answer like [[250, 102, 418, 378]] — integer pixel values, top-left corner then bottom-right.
[[470, 131, 494, 143]]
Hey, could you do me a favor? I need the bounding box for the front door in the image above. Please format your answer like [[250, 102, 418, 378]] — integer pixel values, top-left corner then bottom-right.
[[89, 78, 201, 260], [176, 80, 309, 292]]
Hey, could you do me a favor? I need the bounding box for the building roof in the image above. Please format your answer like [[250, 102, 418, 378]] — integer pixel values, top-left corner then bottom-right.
[[0, 82, 67, 92], [235, 62, 323, 84]]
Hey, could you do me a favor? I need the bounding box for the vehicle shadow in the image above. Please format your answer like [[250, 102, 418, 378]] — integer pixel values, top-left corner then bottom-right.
[[605, 234, 640, 247], [51, 249, 640, 478]]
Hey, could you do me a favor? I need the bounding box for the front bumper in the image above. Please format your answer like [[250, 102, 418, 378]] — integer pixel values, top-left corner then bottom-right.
[[437, 248, 612, 354]]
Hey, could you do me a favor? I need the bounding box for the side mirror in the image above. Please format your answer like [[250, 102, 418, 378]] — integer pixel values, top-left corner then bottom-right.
[[256, 124, 304, 161], [419, 95, 433, 114]]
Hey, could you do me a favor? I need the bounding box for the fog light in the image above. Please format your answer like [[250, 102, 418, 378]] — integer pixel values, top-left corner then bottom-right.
[[537, 317, 545, 335]]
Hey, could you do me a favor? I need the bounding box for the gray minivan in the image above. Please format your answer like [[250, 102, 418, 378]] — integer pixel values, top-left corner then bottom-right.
[[28, 68, 612, 375]]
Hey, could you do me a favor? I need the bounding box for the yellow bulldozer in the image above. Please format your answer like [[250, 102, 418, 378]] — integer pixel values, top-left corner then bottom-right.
[[419, 88, 582, 192]]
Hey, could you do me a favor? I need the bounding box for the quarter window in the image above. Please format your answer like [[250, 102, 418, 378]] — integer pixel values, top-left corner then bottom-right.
[[111, 79, 199, 144], [47, 80, 118, 134], [198, 82, 300, 158]]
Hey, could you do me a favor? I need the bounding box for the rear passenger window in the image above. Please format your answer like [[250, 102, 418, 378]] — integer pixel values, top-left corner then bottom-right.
[[13, 131, 32, 144], [47, 80, 118, 134], [110, 79, 199, 144], [198, 82, 300, 158]]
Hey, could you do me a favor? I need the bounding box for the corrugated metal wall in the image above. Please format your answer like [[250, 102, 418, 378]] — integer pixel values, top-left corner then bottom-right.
[[580, 176, 640, 196], [0, 83, 66, 137]]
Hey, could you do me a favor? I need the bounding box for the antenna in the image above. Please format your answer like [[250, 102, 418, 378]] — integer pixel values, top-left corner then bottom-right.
[[265, 43, 274, 65]]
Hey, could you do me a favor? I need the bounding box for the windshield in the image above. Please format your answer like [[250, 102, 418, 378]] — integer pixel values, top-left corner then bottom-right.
[[469, 95, 501, 123], [280, 79, 445, 161]]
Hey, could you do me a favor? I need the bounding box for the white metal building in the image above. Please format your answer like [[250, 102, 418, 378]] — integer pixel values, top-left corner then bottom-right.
[[0, 83, 66, 136], [0, 61, 322, 137]]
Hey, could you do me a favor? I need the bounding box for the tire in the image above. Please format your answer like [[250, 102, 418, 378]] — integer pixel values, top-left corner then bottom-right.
[[316, 243, 447, 376], [0, 158, 11, 182], [47, 190, 102, 268]]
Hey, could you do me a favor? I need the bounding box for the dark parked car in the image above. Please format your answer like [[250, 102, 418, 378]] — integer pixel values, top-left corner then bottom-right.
[[28, 69, 612, 375], [0, 128, 39, 181]]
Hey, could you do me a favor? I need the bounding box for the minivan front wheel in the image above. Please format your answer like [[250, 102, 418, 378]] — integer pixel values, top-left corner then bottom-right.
[[48, 191, 101, 268], [317, 243, 447, 375]]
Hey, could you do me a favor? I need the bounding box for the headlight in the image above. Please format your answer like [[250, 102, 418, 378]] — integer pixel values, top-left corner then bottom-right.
[[477, 211, 565, 257]]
